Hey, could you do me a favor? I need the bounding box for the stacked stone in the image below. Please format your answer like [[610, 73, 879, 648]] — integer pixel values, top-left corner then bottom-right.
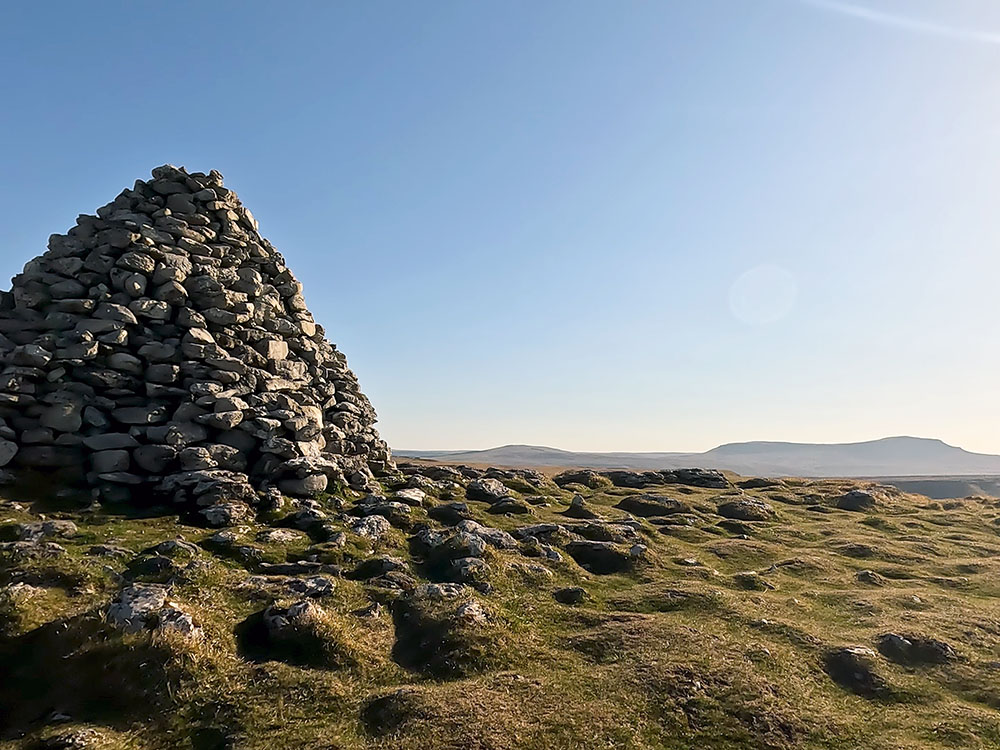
[[0, 165, 392, 521]]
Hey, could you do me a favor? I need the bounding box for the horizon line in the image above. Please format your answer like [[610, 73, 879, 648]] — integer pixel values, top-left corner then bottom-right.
[[392, 434, 980, 454]]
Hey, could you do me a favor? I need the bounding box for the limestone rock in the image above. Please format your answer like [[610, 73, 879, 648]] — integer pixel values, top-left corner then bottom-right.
[[200, 501, 253, 528], [875, 633, 956, 665], [3, 519, 78, 542], [455, 519, 517, 549], [394, 487, 427, 506], [553, 586, 587, 605], [717, 497, 775, 522], [823, 646, 889, 697], [564, 540, 637, 574], [106, 583, 200, 638], [465, 478, 508, 503], [351, 514, 393, 541], [616, 494, 690, 517], [837, 489, 877, 512], [553, 469, 610, 489], [488, 497, 531, 515], [427, 501, 472, 526], [0, 439, 17, 468]]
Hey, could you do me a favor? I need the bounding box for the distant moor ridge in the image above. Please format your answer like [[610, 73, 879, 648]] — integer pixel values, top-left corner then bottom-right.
[[399, 437, 1000, 479], [0, 165, 391, 523]]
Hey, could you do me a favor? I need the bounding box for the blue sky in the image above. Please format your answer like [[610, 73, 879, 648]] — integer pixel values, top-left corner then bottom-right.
[[2, 1, 1000, 453]]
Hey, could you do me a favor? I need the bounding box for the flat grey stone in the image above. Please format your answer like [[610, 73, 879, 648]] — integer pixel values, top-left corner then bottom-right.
[[92, 449, 130, 474], [82, 433, 140, 451]]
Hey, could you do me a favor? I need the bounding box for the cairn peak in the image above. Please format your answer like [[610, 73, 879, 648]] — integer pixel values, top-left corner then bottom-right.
[[0, 164, 391, 523]]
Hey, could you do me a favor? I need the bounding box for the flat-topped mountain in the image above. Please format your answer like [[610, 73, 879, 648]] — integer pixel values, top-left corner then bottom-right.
[[398, 436, 1000, 477]]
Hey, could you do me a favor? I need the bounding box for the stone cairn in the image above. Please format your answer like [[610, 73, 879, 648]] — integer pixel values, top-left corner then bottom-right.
[[0, 165, 392, 524]]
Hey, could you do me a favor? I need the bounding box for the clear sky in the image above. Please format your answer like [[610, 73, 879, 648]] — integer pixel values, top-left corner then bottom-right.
[[2, 1, 999, 454]]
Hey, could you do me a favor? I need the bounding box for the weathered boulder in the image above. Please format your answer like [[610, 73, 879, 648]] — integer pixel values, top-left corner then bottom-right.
[[465, 478, 508, 503], [837, 489, 877, 512], [1, 520, 78, 543], [351, 514, 393, 542], [199, 502, 253, 528], [0, 440, 17, 468], [352, 496, 412, 529], [428, 501, 472, 526], [717, 497, 775, 522], [488, 497, 532, 515], [394, 488, 427, 506], [553, 469, 610, 489], [616, 494, 690, 517], [106, 584, 200, 638], [565, 540, 643, 574], [455, 520, 517, 549], [350, 555, 409, 580], [553, 586, 588, 605], [601, 470, 662, 489], [823, 646, 889, 697], [661, 468, 729, 489], [561, 493, 599, 519], [875, 633, 956, 666]]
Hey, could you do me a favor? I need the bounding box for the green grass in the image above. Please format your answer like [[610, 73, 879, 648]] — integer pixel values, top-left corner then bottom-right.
[[2, 476, 1000, 748]]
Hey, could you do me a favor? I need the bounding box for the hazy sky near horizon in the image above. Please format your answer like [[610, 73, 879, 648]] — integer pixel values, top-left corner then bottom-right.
[[2, 1, 1000, 454]]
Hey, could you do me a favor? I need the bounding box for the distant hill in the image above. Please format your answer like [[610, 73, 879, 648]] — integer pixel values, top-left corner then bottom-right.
[[395, 436, 1000, 478], [876, 475, 1000, 500]]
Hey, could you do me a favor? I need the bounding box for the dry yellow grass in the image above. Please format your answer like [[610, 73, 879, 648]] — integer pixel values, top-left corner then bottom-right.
[[2, 472, 1000, 749]]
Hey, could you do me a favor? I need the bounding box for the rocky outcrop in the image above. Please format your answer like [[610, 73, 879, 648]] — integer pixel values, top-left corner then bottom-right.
[[823, 646, 890, 698], [0, 165, 391, 515], [875, 633, 956, 666], [616, 494, 689, 517], [106, 583, 200, 638], [836, 489, 877, 512], [717, 497, 775, 522]]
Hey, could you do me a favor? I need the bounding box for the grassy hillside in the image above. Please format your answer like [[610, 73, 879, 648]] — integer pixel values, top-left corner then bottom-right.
[[2, 467, 1000, 749]]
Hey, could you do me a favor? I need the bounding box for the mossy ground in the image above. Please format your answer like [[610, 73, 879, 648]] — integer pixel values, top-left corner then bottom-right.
[[2, 474, 1000, 749]]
